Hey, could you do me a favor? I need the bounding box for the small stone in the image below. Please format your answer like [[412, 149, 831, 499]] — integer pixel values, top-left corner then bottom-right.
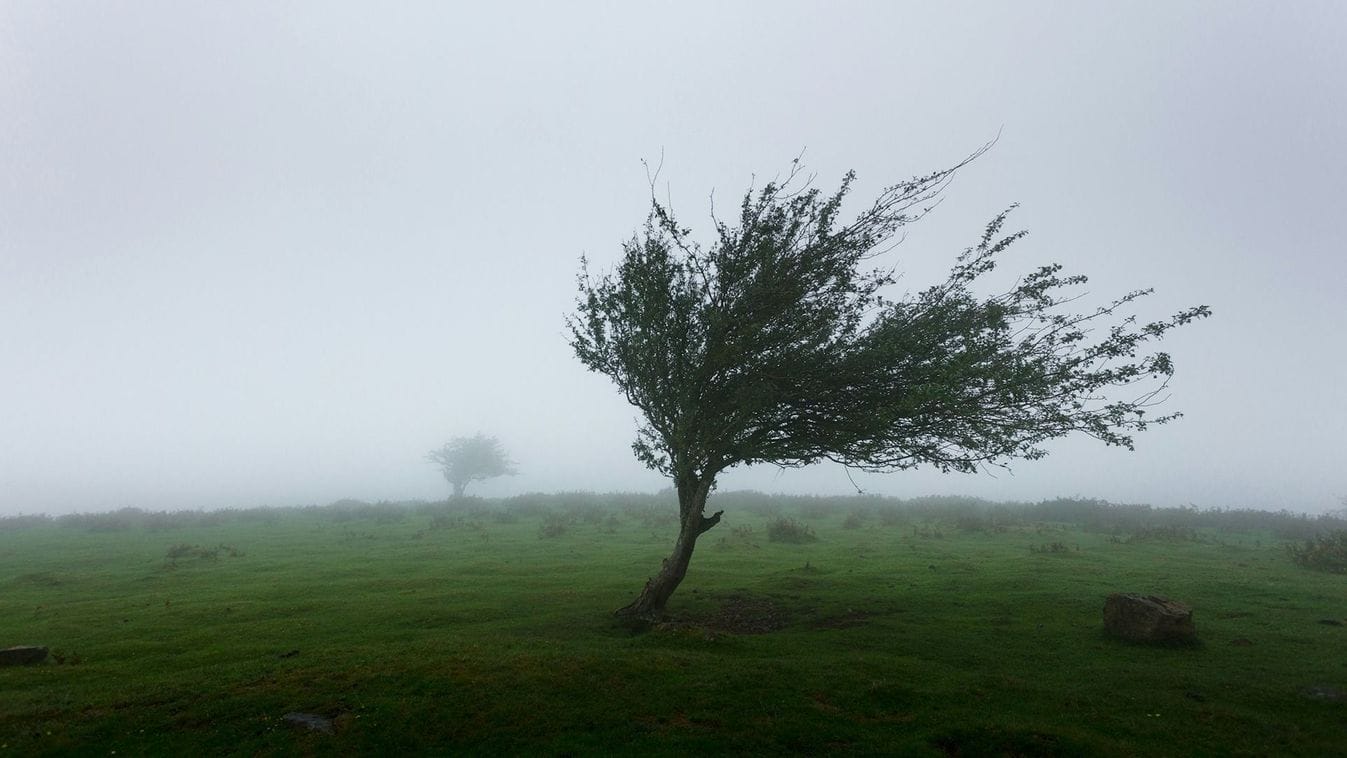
[[282, 712, 334, 734], [0, 646, 48, 666], [1301, 685, 1346, 702]]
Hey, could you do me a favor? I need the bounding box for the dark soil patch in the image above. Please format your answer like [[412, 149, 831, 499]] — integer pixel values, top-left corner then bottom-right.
[[664, 593, 791, 635], [931, 725, 1089, 757], [810, 609, 870, 630]]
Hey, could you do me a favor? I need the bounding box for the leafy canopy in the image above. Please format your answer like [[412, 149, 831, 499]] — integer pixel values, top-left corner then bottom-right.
[[426, 433, 517, 495], [569, 151, 1210, 485]]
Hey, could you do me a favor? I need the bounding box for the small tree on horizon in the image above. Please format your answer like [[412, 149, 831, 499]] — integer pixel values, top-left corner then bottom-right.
[[568, 147, 1210, 623], [426, 433, 517, 499]]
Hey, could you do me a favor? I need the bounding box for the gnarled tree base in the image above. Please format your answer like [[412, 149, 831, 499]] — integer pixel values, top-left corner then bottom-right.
[[614, 507, 723, 626]]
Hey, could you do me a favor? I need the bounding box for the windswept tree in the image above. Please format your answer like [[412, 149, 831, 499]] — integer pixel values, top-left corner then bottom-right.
[[426, 433, 517, 499], [568, 148, 1210, 622]]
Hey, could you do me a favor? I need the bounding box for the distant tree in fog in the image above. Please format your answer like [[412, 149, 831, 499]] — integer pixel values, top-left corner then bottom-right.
[[426, 433, 517, 499], [568, 146, 1210, 623]]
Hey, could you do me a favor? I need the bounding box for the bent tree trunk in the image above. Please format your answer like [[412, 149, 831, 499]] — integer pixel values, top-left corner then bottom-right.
[[615, 477, 723, 623]]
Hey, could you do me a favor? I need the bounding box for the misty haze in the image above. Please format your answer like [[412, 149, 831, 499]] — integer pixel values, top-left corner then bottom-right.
[[2, 3, 1345, 755]]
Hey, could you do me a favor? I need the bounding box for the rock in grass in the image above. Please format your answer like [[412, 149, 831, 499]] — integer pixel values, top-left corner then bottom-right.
[[1103, 593, 1196, 643], [282, 712, 334, 734], [1301, 685, 1346, 702], [0, 646, 48, 666]]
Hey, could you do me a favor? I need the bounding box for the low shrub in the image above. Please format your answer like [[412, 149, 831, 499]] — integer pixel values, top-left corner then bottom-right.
[[538, 513, 572, 539], [1287, 530, 1347, 573], [767, 517, 817, 544]]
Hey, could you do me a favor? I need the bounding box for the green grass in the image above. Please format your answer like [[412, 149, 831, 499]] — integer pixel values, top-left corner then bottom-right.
[[1, 503, 1344, 756]]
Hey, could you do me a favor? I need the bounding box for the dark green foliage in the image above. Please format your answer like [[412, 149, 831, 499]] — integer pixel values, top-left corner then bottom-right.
[[568, 148, 1208, 615], [569, 149, 1209, 483], [767, 517, 818, 544], [1287, 530, 1347, 573]]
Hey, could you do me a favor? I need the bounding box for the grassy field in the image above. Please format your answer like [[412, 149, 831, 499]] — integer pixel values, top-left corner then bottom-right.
[[1, 496, 1344, 756]]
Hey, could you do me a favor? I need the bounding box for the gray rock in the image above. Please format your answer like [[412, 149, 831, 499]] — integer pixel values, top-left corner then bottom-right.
[[282, 712, 334, 734], [1103, 593, 1196, 643], [1301, 685, 1346, 702], [0, 646, 48, 666]]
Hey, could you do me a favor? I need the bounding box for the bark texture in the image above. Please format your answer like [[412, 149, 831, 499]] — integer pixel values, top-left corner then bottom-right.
[[615, 478, 722, 622]]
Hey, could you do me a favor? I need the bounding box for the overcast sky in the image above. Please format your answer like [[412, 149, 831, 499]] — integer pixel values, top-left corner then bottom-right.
[[2, 2, 1344, 515]]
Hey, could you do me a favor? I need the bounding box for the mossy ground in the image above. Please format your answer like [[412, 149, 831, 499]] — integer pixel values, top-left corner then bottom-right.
[[1, 502, 1344, 755]]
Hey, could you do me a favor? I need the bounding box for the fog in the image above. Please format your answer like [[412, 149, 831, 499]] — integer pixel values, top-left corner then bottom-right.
[[2, 2, 1344, 515]]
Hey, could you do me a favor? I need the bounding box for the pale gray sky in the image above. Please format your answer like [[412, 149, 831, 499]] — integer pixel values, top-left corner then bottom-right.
[[2, 2, 1344, 514]]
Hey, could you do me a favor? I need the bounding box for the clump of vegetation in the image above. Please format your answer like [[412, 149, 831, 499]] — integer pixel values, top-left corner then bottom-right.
[[910, 524, 946, 540], [1287, 530, 1347, 573], [538, 513, 572, 539], [164, 543, 242, 566], [49, 649, 83, 666], [717, 525, 759, 549], [767, 517, 817, 544], [1030, 541, 1074, 554], [0, 513, 54, 531], [842, 509, 866, 529], [1124, 525, 1201, 543]]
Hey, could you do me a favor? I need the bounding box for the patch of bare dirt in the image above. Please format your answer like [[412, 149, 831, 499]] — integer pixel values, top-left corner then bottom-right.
[[810, 609, 870, 630], [662, 593, 791, 635]]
